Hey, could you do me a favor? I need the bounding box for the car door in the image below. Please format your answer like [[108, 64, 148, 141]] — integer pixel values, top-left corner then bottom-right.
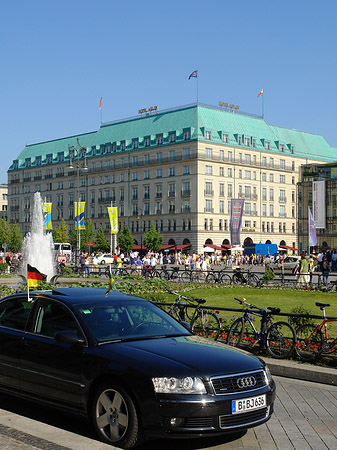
[[20, 298, 86, 409], [0, 295, 34, 391]]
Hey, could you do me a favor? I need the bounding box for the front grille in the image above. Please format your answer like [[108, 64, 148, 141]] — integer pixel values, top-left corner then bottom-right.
[[219, 407, 268, 429], [184, 417, 214, 428], [211, 370, 266, 395]]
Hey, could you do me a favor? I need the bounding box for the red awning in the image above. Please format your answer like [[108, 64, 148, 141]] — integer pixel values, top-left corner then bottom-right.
[[176, 244, 191, 250], [279, 245, 299, 251], [132, 244, 147, 250], [221, 244, 231, 249], [208, 244, 226, 251], [161, 244, 174, 250]]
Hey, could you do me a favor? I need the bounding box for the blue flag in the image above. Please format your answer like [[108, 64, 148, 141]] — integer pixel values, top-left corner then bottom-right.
[[188, 70, 198, 79]]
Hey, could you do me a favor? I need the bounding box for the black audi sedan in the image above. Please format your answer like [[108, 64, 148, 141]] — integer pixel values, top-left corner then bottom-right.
[[0, 288, 276, 448]]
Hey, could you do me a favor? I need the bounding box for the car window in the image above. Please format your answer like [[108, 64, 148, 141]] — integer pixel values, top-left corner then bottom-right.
[[78, 300, 190, 343], [0, 297, 34, 331], [33, 299, 82, 338]]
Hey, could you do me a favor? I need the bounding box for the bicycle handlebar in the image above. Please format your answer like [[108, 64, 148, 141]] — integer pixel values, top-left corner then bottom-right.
[[234, 298, 280, 315], [166, 288, 206, 305]]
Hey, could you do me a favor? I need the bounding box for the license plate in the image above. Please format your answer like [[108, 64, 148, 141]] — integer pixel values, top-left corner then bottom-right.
[[232, 394, 266, 414]]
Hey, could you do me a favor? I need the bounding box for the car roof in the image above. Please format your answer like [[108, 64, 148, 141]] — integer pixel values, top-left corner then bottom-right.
[[2, 288, 147, 307]]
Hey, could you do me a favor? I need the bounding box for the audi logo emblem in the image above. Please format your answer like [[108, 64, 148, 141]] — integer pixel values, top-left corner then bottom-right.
[[237, 376, 257, 388]]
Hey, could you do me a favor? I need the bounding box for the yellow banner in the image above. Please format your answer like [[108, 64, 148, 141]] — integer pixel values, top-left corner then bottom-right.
[[42, 203, 52, 230], [108, 207, 118, 234], [75, 202, 85, 230]]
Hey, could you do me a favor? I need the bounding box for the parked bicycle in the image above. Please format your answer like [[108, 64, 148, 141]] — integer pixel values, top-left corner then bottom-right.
[[231, 268, 260, 287], [160, 266, 180, 281], [165, 289, 221, 340], [296, 302, 337, 361], [226, 297, 296, 359], [206, 269, 232, 284]]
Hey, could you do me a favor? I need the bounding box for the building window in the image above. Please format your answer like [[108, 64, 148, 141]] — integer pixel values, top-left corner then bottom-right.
[[132, 172, 138, 181], [265, 141, 270, 150], [269, 188, 274, 201], [183, 148, 190, 159], [169, 150, 175, 161], [262, 156, 267, 167], [219, 183, 225, 197], [144, 170, 150, 179], [219, 200, 224, 213], [279, 144, 284, 152], [205, 199, 213, 213], [156, 169, 162, 178], [269, 173, 274, 182], [169, 132, 176, 143], [280, 159, 285, 170], [227, 168, 233, 177], [262, 172, 267, 182], [183, 129, 190, 140], [205, 130, 211, 140], [270, 204, 274, 217], [280, 175, 285, 184], [184, 165, 190, 175], [144, 154, 150, 165], [157, 153, 162, 163], [205, 148, 213, 159], [223, 133, 228, 143], [220, 167, 225, 177], [205, 182, 213, 195], [262, 188, 267, 201], [228, 184, 233, 198], [244, 137, 250, 147], [144, 136, 150, 147], [245, 154, 251, 164], [219, 149, 224, 161], [157, 135, 163, 145], [228, 151, 233, 162], [169, 167, 175, 177], [132, 156, 138, 166], [279, 205, 286, 217], [205, 165, 212, 175]]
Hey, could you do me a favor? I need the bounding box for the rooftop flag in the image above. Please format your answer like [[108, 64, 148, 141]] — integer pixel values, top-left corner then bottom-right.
[[99, 97, 102, 110], [257, 88, 264, 97], [27, 264, 47, 288], [188, 70, 198, 79]]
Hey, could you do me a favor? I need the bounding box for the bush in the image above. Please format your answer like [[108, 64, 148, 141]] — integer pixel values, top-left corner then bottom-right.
[[288, 305, 313, 330], [0, 263, 8, 273], [62, 267, 73, 276], [262, 270, 275, 284]]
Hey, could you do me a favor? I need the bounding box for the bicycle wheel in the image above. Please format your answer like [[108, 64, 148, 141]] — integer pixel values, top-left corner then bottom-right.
[[231, 273, 241, 285], [226, 318, 245, 347], [170, 270, 180, 281], [227, 318, 260, 349], [180, 271, 192, 283], [266, 321, 296, 359], [191, 311, 220, 340], [206, 272, 217, 283], [219, 273, 232, 285], [248, 274, 260, 287], [296, 323, 324, 361]]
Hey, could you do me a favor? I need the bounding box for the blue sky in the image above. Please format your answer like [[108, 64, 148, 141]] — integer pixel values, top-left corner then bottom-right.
[[1, 0, 337, 182]]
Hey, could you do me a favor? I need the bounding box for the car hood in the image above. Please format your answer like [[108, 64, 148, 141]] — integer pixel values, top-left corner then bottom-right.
[[101, 335, 264, 377]]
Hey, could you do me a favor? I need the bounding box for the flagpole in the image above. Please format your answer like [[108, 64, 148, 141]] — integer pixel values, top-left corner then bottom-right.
[[262, 90, 264, 119], [197, 70, 199, 103]]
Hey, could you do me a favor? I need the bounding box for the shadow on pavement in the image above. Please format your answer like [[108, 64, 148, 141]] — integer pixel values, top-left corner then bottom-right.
[[0, 391, 247, 449]]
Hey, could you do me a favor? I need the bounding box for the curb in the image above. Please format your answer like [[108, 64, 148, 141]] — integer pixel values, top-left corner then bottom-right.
[[261, 356, 337, 386]]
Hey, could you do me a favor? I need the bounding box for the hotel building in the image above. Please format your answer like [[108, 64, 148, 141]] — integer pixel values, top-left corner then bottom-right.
[[7, 102, 337, 252]]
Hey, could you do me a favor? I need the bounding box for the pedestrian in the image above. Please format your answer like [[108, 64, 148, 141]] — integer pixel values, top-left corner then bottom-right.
[[297, 254, 308, 287], [278, 255, 285, 285], [322, 255, 331, 286]]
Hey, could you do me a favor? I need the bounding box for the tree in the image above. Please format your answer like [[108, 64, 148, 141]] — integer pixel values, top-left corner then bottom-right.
[[52, 217, 70, 243], [81, 219, 96, 251], [0, 218, 10, 249], [8, 223, 23, 252], [117, 224, 134, 254], [95, 226, 110, 252], [143, 225, 163, 253]]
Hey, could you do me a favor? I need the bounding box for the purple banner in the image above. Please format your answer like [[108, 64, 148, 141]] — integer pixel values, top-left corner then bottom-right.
[[308, 207, 317, 247], [230, 199, 245, 246]]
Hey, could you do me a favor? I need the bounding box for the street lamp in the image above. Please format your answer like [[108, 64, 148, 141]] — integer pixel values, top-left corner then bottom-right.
[[68, 138, 88, 263]]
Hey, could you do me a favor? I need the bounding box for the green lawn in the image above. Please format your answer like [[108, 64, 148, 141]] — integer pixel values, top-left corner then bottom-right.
[[165, 285, 337, 317]]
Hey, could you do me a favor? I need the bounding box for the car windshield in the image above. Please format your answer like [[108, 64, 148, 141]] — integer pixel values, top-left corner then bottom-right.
[[76, 299, 190, 343]]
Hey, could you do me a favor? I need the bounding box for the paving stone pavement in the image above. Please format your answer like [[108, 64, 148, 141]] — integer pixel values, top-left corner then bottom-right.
[[0, 376, 336, 450]]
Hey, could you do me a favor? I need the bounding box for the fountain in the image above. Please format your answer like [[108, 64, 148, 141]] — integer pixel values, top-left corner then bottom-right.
[[22, 192, 55, 281]]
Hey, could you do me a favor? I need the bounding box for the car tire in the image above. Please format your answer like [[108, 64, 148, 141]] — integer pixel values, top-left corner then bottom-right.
[[100, 260, 105, 265], [92, 381, 143, 449]]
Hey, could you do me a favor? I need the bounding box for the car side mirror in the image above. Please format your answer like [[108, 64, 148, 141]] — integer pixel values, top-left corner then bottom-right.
[[54, 330, 85, 345]]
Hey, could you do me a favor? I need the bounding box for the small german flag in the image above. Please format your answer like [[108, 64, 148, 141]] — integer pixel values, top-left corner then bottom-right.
[[27, 264, 47, 288], [105, 266, 116, 295]]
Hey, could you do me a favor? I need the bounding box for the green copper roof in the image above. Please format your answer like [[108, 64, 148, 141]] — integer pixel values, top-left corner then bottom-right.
[[8, 103, 336, 171]]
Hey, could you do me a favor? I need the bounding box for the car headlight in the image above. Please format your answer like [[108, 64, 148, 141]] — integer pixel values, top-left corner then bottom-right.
[[152, 377, 206, 394], [264, 365, 273, 386]]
